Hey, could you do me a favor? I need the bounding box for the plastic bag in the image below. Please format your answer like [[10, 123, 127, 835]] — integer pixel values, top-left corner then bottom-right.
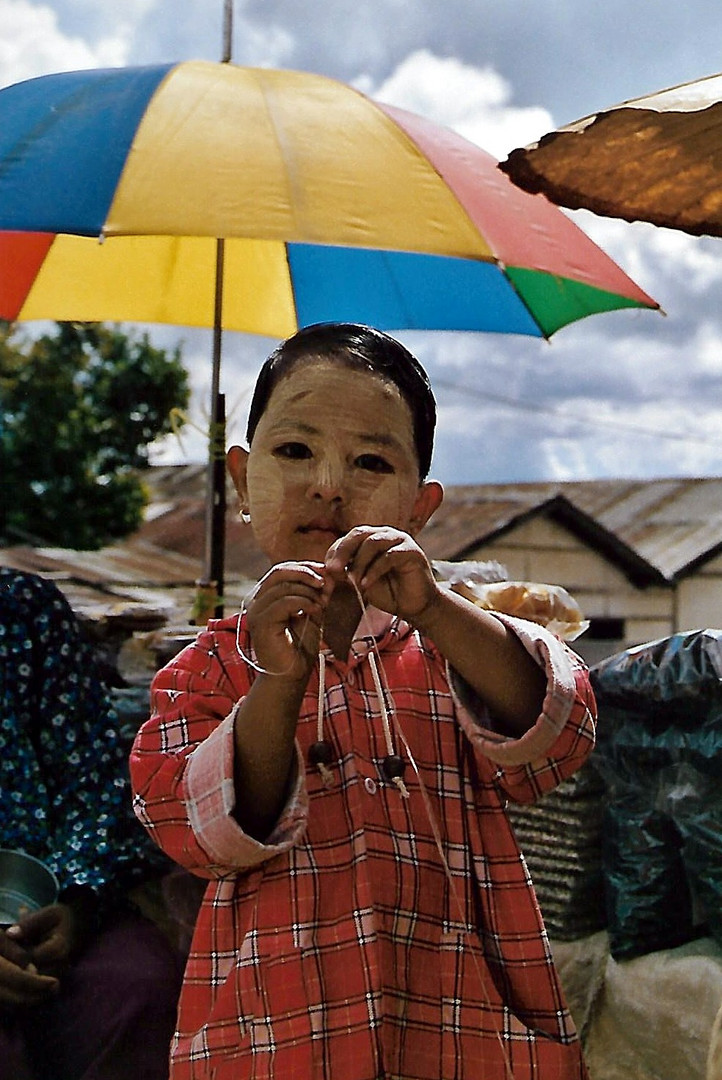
[[591, 630, 722, 959], [434, 562, 589, 641]]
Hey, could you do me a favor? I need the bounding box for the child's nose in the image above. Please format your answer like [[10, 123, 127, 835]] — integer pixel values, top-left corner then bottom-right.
[[307, 455, 345, 501]]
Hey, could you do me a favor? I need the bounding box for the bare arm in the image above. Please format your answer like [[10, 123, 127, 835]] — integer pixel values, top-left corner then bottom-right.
[[411, 587, 546, 735], [232, 561, 329, 839], [233, 671, 309, 839]]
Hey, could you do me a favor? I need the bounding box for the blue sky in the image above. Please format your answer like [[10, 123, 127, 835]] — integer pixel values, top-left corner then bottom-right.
[[3, 0, 722, 484]]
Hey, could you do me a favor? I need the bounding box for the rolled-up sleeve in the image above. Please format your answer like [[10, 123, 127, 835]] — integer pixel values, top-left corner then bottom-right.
[[184, 708, 308, 870], [130, 625, 308, 879]]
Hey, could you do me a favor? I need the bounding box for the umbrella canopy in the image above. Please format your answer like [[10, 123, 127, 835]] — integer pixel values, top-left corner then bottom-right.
[[500, 72, 722, 239], [0, 60, 660, 615], [0, 60, 657, 337]]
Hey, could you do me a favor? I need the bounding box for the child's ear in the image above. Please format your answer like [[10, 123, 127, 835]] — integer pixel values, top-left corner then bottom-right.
[[409, 480, 443, 535], [226, 445, 250, 507]]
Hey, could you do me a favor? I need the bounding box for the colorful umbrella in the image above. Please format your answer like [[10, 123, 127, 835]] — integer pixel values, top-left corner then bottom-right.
[[0, 61, 657, 335], [499, 72, 722, 239], [0, 60, 658, 605]]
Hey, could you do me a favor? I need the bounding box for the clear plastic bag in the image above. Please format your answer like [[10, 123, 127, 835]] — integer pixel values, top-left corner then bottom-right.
[[433, 561, 589, 641]]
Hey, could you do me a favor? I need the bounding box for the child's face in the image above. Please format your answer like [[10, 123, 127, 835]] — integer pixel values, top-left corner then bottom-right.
[[227, 359, 442, 566]]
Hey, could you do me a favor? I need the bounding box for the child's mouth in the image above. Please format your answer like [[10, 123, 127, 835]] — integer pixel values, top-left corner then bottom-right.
[[298, 522, 344, 541]]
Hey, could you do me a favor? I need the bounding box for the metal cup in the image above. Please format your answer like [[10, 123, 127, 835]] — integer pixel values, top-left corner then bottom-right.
[[0, 848, 59, 926]]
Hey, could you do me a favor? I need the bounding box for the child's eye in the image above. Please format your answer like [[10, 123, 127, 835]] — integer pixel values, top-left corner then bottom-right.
[[274, 441, 312, 460], [354, 453, 394, 474]]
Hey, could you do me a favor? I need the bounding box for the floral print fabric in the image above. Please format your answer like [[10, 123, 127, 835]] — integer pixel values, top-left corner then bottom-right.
[[0, 567, 164, 900]]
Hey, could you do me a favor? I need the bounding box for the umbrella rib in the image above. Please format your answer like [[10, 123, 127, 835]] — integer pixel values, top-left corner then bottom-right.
[[251, 70, 302, 239], [284, 242, 301, 331]]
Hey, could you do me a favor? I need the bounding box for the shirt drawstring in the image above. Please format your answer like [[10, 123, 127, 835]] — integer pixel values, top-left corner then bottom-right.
[[308, 652, 334, 787], [367, 652, 409, 797], [307, 649, 409, 798]]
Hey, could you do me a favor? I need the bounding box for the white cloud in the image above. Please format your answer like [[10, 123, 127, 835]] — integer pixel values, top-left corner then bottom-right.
[[694, 321, 722, 377], [0, 0, 130, 87], [367, 49, 554, 158], [228, 23, 295, 70]]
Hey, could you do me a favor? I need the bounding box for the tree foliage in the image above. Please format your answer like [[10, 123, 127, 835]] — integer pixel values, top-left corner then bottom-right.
[[1, 321, 189, 549]]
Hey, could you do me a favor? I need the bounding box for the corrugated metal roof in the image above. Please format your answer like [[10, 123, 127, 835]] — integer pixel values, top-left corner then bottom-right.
[[4, 471, 722, 625], [1, 465, 269, 624], [422, 476, 722, 582]]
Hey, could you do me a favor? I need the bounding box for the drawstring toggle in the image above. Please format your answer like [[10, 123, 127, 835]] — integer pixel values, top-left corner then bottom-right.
[[381, 754, 406, 781]]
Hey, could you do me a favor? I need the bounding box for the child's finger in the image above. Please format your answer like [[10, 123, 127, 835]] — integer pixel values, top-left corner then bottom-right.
[[251, 561, 327, 599], [255, 589, 328, 629], [348, 531, 412, 586], [251, 584, 327, 622], [325, 526, 390, 578], [325, 528, 369, 574], [358, 548, 415, 596], [249, 565, 329, 614]]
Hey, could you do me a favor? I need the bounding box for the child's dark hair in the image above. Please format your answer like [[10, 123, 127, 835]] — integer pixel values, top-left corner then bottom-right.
[[246, 323, 437, 479]]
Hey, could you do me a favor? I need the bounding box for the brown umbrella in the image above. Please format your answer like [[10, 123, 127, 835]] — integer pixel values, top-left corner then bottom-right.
[[500, 72, 722, 238]]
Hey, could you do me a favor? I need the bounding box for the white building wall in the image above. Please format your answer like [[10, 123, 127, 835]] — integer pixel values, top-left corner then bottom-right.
[[465, 515, 677, 663], [676, 573, 722, 632]]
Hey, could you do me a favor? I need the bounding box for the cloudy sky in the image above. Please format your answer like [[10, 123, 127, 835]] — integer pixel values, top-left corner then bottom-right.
[[3, 0, 722, 484]]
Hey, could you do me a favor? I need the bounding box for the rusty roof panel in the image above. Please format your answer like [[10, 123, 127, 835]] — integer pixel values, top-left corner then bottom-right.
[[416, 476, 722, 581], [4, 471, 722, 612]]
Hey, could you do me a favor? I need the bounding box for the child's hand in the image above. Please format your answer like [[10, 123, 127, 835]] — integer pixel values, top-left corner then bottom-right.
[[246, 561, 331, 679], [326, 526, 440, 621]]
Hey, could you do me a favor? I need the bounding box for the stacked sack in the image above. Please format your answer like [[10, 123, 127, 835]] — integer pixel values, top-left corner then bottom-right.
[[590, 629, 722, 960]]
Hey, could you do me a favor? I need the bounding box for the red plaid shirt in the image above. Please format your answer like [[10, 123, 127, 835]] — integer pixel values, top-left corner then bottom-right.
[[131, 609, 595, 1080]]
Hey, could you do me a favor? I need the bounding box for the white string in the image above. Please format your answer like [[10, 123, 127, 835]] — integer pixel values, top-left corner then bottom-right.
[[234, 596, 314, 677], [313, 648, 335, 788], [367, 652, 394, 758], [316, 650, 326, 743], [367, 651, 410, 800]]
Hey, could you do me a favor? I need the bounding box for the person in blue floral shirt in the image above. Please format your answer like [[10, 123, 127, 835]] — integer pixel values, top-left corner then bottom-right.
[[0, 567, 182, 1080]]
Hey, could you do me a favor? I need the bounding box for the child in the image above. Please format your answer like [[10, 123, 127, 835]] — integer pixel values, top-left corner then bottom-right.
[[130, 323, 596, 1080]]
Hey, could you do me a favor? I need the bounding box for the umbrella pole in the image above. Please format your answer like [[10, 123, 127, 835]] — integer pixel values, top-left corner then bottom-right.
[[196, 238, 226, 623], [194, 0, 233, 625], [221, 0, 233, 63]]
